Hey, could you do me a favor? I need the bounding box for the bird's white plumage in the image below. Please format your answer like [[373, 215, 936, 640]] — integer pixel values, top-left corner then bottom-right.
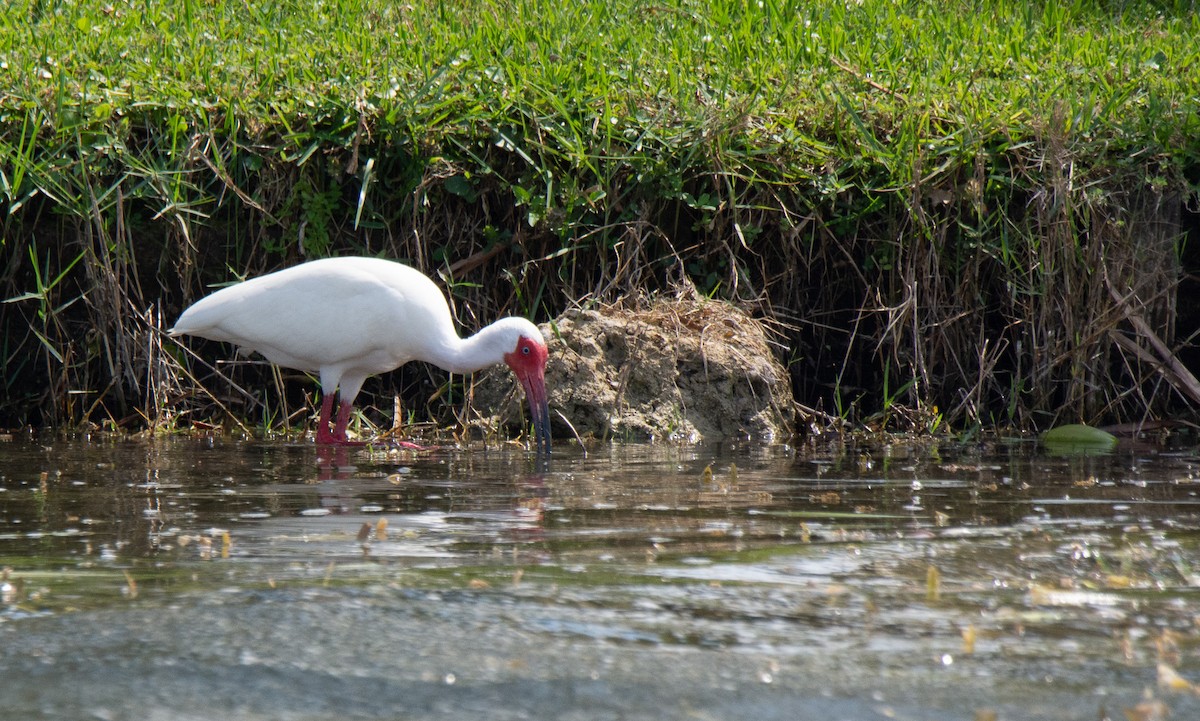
[[170, 256, 545, 411], [170, 256, 551, 449]]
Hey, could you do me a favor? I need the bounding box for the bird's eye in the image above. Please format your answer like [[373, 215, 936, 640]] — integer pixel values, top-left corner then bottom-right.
[[521, 346, 530, 355]]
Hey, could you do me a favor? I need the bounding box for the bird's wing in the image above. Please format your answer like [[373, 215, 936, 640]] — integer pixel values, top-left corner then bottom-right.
[[171, 259, 456, 375]]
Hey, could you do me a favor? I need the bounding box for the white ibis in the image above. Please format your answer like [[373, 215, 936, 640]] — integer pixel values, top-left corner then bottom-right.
[[169, 256, 551, 453]]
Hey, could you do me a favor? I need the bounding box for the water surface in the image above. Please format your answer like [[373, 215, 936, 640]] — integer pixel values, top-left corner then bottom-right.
[[2, 436, 1198, 720]]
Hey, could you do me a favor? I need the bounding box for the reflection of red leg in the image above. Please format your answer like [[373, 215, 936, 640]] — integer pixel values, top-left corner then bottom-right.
[[315, 445, 352, 480]]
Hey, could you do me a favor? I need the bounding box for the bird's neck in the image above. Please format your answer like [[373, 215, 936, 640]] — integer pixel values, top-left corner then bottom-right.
[[432, 320, 513, 375]]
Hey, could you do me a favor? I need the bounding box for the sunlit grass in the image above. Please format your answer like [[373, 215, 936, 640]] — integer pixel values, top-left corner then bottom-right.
[[3, 0, 1195, 205]]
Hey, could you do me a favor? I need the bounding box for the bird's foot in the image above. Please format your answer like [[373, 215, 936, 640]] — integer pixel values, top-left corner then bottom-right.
[[314, 428, 366, 446]]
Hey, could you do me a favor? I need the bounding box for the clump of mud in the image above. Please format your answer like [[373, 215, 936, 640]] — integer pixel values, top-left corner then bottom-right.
[[473, 291, 795, 443]]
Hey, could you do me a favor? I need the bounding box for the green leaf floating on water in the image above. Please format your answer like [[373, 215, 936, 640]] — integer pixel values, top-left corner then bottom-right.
[[1041, 424, 1118, 452]]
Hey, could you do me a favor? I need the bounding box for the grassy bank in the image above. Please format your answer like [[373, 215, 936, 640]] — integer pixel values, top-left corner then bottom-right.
[[2, 0, 1199, 436]]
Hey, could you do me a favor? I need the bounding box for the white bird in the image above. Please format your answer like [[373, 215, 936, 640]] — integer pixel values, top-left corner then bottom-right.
[[169, 256, 551, 453]]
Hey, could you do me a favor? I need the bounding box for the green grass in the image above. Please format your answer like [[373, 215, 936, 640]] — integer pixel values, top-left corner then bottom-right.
[[4, 0, 1194, 213], [1, 0, 1198, 433]]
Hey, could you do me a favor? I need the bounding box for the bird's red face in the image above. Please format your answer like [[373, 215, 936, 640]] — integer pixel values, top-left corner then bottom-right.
[[504, 335, 551, 455]]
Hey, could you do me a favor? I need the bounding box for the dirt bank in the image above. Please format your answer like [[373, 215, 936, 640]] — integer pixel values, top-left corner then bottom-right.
[[475, 290, 795, 443]]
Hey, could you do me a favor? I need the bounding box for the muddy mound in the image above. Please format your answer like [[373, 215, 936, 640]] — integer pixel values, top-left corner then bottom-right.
[[473, 293, 795, 443]]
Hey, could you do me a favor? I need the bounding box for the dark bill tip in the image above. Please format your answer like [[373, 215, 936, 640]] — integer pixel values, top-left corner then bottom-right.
[[522, 376, 552, 458], [531, 395, 552, 457]]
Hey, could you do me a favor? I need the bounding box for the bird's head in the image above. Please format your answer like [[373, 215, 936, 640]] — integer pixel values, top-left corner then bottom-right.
[[501, 321, 552, 455]]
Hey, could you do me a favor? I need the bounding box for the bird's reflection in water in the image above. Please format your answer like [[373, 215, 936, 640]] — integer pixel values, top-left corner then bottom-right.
[[308, 445, 549, 545]]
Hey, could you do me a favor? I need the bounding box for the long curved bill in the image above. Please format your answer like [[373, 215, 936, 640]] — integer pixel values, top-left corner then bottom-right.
[[518, 369, 552, 456]]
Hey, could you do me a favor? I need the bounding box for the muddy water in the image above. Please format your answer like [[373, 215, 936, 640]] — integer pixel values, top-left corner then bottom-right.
[[1, 436, 1199, 720]]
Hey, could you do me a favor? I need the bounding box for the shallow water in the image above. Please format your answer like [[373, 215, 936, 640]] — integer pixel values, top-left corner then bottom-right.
[[2, 436, 1199, 720]]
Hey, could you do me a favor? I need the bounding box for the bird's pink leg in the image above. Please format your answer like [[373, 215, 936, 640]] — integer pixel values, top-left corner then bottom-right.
[[330, 399, 367, 446], [313, 393, 367, 446], [315, 394, 340, 444], [314, 395, 360, 441]]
